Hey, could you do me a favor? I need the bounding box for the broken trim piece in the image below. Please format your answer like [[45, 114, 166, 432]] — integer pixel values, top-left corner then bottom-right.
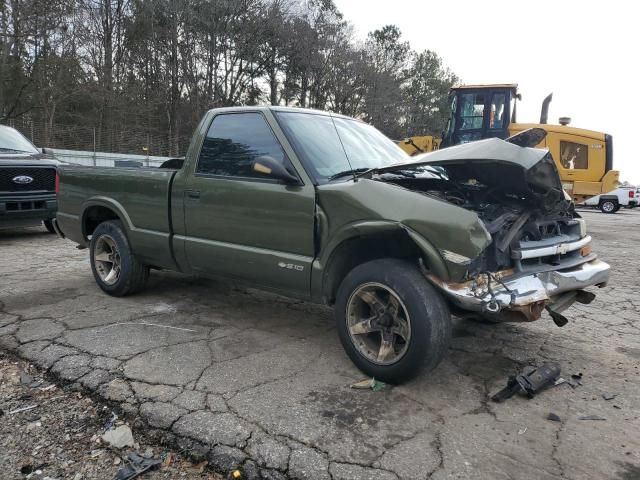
[[514, 236, 592, 260], [425, 259, 610, 322]]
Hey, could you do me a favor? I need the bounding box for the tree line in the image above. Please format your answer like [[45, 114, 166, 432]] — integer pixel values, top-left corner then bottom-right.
[[0, 0, 458, 156]]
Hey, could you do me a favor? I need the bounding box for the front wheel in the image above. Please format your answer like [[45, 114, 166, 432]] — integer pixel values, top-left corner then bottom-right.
[[90, 220, 149, 296], [335, 258, 451, 384]]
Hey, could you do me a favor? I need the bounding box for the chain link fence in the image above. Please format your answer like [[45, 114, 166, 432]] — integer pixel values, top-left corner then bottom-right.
[[5, 118, 191, 158]]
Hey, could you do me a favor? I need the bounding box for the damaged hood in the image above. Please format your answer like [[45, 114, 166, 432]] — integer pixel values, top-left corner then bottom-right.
[[374, 138, 566, 212]]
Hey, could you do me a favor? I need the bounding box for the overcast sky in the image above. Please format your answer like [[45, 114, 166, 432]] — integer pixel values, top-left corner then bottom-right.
[[334, 0, 640, 184]]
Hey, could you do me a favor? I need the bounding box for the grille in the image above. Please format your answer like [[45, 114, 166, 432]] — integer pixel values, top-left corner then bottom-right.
[[6, 200, 47, 211], [0, 167, 56, 193]]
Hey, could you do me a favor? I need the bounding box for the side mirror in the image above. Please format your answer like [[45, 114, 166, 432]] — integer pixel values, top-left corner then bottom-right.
[[252, 156, 301, 185], [42, 147, 55, 154]]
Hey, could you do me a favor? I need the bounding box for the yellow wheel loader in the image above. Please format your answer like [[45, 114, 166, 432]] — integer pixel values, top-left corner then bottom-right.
[[399, 84, 619, 206]]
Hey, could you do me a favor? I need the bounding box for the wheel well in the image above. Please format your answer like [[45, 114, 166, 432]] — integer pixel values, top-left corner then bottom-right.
[[322, 231, 422, 305], [83, 206, 120, 238]]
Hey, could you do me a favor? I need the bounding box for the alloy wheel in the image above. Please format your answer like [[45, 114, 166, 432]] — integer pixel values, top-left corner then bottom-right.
[[346, 282, 412, 365], [93, 235, 122, 285]]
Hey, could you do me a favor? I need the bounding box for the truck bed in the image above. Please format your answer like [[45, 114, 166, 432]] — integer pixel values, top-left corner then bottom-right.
[[56, 165, 178, 268]]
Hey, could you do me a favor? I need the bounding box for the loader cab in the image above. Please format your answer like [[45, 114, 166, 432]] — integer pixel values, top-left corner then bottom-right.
[[442, 84, 518, 147]]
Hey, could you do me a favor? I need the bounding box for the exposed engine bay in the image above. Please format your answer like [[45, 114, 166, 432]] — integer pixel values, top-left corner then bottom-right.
[[376, 159, 579, 276], [371, 149, 610, 324]]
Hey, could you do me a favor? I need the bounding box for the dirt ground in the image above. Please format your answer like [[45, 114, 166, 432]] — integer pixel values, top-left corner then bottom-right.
[[1, 208, 640, 480], [0, 354, 224, 480]]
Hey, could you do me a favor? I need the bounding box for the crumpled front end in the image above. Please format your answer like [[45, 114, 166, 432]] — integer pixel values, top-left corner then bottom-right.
[[373, 138, 611, 324], [426, 258, 609, 324]]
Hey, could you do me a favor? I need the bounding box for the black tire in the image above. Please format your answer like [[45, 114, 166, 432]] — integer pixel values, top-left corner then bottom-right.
[[335, 258, 451, 384], [89, 220, 149, 296], [599, 200, 617, 214], [43, 219, 56, 234]]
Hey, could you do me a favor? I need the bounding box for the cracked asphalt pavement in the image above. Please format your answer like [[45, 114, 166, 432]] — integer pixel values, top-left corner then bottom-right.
[[1, 209, 639, 480]]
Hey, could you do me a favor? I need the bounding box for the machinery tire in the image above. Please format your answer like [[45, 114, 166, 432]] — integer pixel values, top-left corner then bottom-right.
[[90, 220, 149, 297], [335, 258, 451, 384], [43, 219, 56, 234], [599, 200, 617, 214]]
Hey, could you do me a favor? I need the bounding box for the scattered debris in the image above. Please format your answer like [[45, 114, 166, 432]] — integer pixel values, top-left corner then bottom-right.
[[602, 393, 617, 401], [547, 412, 562, 422], [566, 372, 584, 388], [564, 372, 583, 389], [104, 411, 118, 430], [579, 415, 606, 421], [103, 322, 196, 332], [91, 449, 106, 458], [518, 427, 527, 435], [162, 452, 177, 467], [491, 362, 561, 402], [102, 425, 135, 449], [21, 464, 45, 475], [350, 378, 387, 391], [554, 377, 567, 386], [114, 452, 161, 480], [8, 404, 38, 415], [1, 356, 216, 479]]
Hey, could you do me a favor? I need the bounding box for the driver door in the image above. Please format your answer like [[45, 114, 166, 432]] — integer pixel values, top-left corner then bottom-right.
[[182, 111, 316, 298]]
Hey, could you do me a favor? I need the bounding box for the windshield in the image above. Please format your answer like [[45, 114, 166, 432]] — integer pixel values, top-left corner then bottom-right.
[[0, 125, 39, 154], [275, 111, 408, 183]]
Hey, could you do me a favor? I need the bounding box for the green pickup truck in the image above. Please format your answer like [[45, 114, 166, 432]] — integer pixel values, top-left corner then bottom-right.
[[55, 107, 610, 382]]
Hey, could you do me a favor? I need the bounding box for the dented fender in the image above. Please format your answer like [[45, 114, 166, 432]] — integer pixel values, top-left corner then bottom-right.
[[313, 178, 492, 289]]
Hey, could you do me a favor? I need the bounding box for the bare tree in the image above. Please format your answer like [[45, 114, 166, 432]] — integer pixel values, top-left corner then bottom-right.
[[0, 0, 458, 156]]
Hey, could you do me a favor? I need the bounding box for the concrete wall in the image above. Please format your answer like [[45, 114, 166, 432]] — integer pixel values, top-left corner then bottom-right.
[[51, 148, 174, 168]]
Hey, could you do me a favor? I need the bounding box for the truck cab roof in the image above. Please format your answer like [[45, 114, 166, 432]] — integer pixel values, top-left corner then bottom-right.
[[205, 105, 361, 122]]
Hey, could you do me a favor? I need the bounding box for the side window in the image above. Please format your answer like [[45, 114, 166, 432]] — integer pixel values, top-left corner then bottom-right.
[[489, 93, 506, 129], [560, 141, 588, 169], [197, 113, 288, 179], [458, 93, 485, 131]]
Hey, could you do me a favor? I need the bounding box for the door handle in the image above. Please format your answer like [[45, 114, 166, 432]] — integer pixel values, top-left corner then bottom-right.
[[186, 190, 201, 199]]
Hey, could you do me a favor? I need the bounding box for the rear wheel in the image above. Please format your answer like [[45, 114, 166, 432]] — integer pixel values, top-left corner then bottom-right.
[[90, 220, 149, 296], [599, 200, 617, 214], [335, 258, 451, 384], [43, 219, 56, 234]]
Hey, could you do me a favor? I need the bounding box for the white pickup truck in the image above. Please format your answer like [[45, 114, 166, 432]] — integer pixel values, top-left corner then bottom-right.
[[583, 186, 638, 213]]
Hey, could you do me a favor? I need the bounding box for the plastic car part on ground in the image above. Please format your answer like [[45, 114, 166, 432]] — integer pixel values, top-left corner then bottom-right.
[[350, 377, 387, 391], [491, 362, 561, 402], [114, 452, 162, 480]]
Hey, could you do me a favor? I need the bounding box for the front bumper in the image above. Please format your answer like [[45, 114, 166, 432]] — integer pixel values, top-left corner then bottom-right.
[[0, 194, 57, 227], [426, 258, 610, 322]]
